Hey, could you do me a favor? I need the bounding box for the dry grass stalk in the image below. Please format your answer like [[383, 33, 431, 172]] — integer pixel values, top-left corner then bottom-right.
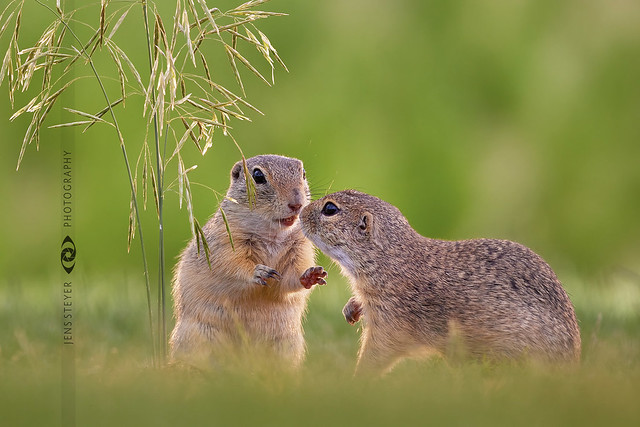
[[1, 0, 288, 364]]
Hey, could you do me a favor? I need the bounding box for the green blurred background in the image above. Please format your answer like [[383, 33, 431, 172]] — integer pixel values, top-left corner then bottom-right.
[[1, 0, 640, 425], [2, 0, 639, 283]]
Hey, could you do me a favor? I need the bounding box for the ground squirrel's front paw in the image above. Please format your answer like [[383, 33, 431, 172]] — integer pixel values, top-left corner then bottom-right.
[[343, 297, 362, 325], [253, 264, 281, 286], [299, 266, 328, 289]]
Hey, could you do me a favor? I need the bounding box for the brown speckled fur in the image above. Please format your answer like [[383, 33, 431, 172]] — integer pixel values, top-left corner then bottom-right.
[[170, 155, 321, 370], [301, 190, 581, 375]]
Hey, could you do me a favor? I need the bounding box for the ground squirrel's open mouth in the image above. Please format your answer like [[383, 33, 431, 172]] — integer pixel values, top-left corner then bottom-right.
[[279, 215, 298, 227]]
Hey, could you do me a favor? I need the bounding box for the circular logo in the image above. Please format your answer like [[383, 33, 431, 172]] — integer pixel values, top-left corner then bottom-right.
[[61, 236, 76, 274]]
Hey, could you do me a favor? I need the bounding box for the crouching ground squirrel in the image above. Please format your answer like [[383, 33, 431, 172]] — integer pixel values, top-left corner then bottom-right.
[[301, 190, 580, 375], [170, 154, 327, 370]]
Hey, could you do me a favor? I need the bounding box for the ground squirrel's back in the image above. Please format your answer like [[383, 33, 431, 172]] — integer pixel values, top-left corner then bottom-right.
[[301, 190, 580, 374]]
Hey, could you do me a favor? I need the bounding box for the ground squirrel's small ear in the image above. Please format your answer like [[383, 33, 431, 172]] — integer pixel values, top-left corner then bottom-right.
[[358, 212, 373, 236], [231, 162, 242, 181]]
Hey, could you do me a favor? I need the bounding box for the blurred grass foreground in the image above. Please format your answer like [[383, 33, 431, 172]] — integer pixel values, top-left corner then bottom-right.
[[1, 0, 640, 425]]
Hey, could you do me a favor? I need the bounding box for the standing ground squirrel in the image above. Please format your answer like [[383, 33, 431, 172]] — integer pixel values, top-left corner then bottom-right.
[[170, 154, 327, 370], [301, 190, 581, 375]]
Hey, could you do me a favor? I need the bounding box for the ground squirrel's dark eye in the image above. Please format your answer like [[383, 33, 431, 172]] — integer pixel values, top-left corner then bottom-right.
[[302, 169, 306, 180], [252, 168, 266, 184], [321, 202, 340, 216]]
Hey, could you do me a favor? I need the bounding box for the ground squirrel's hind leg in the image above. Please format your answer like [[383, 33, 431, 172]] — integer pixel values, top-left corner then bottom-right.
[[343, 297, 362, 325], [169, 319, 214, 368], [354, 328, 403, 376], [299, 266, 327, 289]]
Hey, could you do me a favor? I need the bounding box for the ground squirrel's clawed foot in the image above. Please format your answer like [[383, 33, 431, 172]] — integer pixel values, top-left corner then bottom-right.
[[299, 266, 328, 289], [253, 264, 281, 286], [343, 297, 362, 325]]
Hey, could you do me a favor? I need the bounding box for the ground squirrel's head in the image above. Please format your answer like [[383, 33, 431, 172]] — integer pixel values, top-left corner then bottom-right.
[[300, 190, 413, 277], [224, 154, 310, 232]]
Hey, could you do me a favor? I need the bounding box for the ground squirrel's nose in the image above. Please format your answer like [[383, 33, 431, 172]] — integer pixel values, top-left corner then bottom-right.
[[288, 203, 302, 213]]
